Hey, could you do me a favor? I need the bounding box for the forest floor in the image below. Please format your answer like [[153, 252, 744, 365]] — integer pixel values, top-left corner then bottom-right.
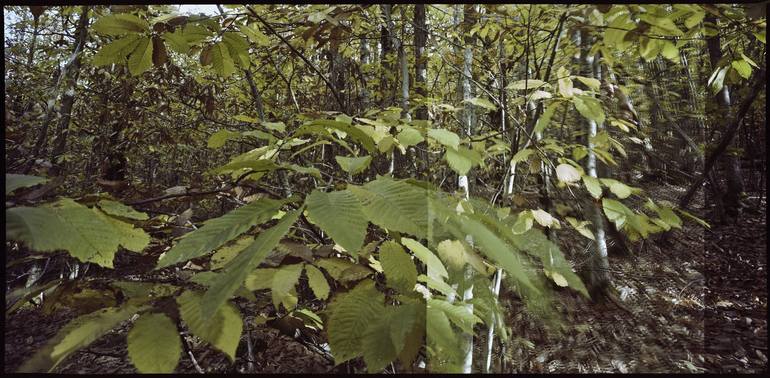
[[4, 184, 767, 374]]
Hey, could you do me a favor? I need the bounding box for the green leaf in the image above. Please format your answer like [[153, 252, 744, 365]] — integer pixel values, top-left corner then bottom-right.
[[512, 230, 588, 297], [639, 37, 664, 61], [428, 299, 481, 334], [261, 121, 286, 132], [238, 24, 270, 45], [707, 66, 728, 94], [684, 9, 705, 29], [162, 30, 189, 54], [555, 163, 581, 183], [582, 175, 603, 199], [464, 97, 497, 111], [127, 37, 153, 76], [201, 208, 301, 319], [222, 32, 250, 68], [506, 79, 549, 90], [271, 264, 303, 311], [327, 280, 385, 364], [244, 268, 278, 290], [181, 24, 211, 44], [6, 174, 49, 194], [156, 198, 285, 269], [427, 128, 460, 150], [533, 102, 559, 134], [531, 208, 556, 228], [335, 155, 372, 175], [396, 128, 424, 147], [127, 313, 181, 373], [305, 189, 367, 255], [176, 291, 243, 361], [656, 206, 682, 229], [18, 305, 143, 372], [426, 300, 462, 370], [565, 217, 595, 240], [6, 199, 149, 268], [445, 146, 482, 176], [512, 210, 534, 235], [92, 34, 142, 66], [436, 239, 466, 271], [511, 148, 535, 164], [379, 241, 417, 293], [602, 198, 630, 228], [731, 59, 752, 79], [92, 14, 148, 36], [298, 119, 377, 153], [305, 264, 330, 300], [401, 238, 448, 280], [661, 41, 680, 63], [213, 158, 279, 176], [97, 200, 148, 220], [574, 76, 601, 91], [573, 95, 605, 124], [207, 129, 240, 149], [349, 177, 429, 239], [211, 42, 235, 77], [557, 67, 574, 98], [600, 178, 632, 199], [210, 236, 253, 270]]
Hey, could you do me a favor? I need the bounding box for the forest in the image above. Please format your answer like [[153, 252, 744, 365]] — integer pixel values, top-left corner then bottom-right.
[[3, 3, 767, 374]]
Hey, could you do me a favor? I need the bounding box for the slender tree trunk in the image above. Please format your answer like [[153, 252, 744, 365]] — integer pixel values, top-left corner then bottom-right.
[[49, 6, 91, 177], [413, 4, 429, 180], [457, 5, 477, 373], [580, 29, 611, 297]]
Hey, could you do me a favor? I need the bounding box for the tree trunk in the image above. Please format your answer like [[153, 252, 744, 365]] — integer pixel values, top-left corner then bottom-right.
[[579, 29, 611, 297], [49, 6, 91, 177]]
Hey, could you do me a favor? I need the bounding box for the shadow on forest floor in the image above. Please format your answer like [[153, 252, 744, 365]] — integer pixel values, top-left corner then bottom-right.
[[490, 186, 766, 373]]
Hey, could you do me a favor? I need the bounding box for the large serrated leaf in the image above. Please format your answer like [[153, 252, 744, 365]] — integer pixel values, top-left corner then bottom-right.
[[327, 280, 385, 364], [304, 264, 330, 300], [271, 264, 304, 311], [92, 34, 143, 66], [349, 176, 429, 239], [211, 41, 235, 77], [127, 37, 153, 76], [156, 198, 285, 269], [127, 313, 181, 373], [7, 199, 149, 268], [92, 13, 148, 36], [176, 291, 243, 361], [97, 199, 148, 220], [401, 237, 448, 280], [201, 208, 302, 319], [19, 305, 143, 372], [335, 155, 372, 175], [427, 128, 460, 149], [305, 189, 367, 255], [379, 241, 417, 293], [6, 174, 49, 194], [428, 298, 481, 334]]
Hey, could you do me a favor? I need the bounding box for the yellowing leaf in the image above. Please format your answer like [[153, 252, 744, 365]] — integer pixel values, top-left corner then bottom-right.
[[335, 155, 372, 175], [427, 128, 460, 149], [582, 175, 603, 199], [271, 264, 303, 311], [127, 313, 181, 373], [305, 264, 330, 300], [436, 239, 466, 271], [550, 271, 569, 287], [176, 291, 243, 361], [464, 97, 497, 110], [555, 163, 581, 183], [531, 208, 555, 228]]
